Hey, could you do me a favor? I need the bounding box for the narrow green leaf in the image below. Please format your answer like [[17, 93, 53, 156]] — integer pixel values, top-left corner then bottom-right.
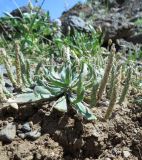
[[45, 85, 63, 95], [65, 65, 71, 85], [34, 62, 42, 75], [73, 75, 85, 103]]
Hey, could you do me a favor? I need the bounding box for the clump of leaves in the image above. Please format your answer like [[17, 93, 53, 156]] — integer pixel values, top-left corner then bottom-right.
[[0, 8, 59, 55], [34, 61, 97, 120], [63, 28, 102, 58]]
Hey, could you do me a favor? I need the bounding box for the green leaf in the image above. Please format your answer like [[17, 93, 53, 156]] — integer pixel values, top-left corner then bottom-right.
[[53, 96, 67, 112], [3, 12, 14, 18], [72, 101, 97, 121], [45, 84, 63, 95], [22, 88, 33, 93], [50, 67, 60, 80], [70, 97, 97, 120], [48, 77, 66, 88], [44, 68, 66, 88], [34, 62, 42, 75], [60, 66, 67, 82], [34, 86, 51, 96], [72, 75, 85, 103], [7, 92, 51, 104], [65, 64, 71, 85], [25, 59, 32, 85]]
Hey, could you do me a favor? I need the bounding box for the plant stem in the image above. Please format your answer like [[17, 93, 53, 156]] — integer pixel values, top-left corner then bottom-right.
[[97, 44, 115, 101], [104, 78, 117, 120], [118, 67, 132, 105]]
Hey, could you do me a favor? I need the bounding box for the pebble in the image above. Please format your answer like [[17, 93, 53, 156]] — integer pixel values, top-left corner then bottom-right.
[[123, 150, 131, 158], [21, 122, 31, 132], [17, 121, 41, 140], [35, 153, 42, 160], [25, 130, 41, 140], [18, 133, 26, 139], [0, 123, 16, 142], [18, 130, 41, 140], [7, 117, 14, 123]]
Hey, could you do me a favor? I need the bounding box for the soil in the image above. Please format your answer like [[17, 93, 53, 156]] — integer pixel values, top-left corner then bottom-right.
[[0, 1, 142, 159], [0, 96, 141, 160]]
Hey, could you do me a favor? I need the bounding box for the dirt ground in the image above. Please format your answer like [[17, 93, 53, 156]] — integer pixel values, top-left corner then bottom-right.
[[0, 96, 141, 160]]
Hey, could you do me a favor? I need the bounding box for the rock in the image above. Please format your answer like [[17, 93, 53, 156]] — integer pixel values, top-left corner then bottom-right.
[[35, 153, 42, 160], [54, 19, 62, 27], [105, 158, 111, 160], [21, 122, 31, 132], [25, 130, 41, 140], [61, 15, 90, 35], [116, 39, 141, 54], [92, 13, 135, 43], [61, 3, 93, 20], [0, 123, 16, 142], [18, 133, 26, 139], [10, 6, 45, 18], [7, 117, 14, 123], [123, 150, 131, 158], [18, 125, 41, 140], [128, 33, 142, 44]]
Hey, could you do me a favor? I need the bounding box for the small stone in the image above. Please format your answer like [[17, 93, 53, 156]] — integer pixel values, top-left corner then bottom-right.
[[3, 121, 8, 126], [7, 117, 14, 123], [7, 151, 12, 156], [0, 123, 16, 142], [35, 153, 42, 160], [25, 130, 41, 140], [21, 122, 31, 132], [92, 129, 100, 137], [123, 150, 131, 158], [25, 155, 33, 160], [18, 133, 26, 139], [10, 102, 18, 110]]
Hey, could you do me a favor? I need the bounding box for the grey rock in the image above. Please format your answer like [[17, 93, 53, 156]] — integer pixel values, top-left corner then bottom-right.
[[35, 153, 42, 160], [61, 15, 90, 35], [92, 13, 135, 42], [123, 150, 131, 158], [10, 6, 31, 17], [127, 33, 142, 44], [54, 19, 62, 27], [0, 123, 16, 142], [116, 39, 141, 53], [25, 130, 41, 140], [7, 117, 14, 123], [10, 6, 45, 18], [18, 133, 26, 139], [21, 122, 31, 132]]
